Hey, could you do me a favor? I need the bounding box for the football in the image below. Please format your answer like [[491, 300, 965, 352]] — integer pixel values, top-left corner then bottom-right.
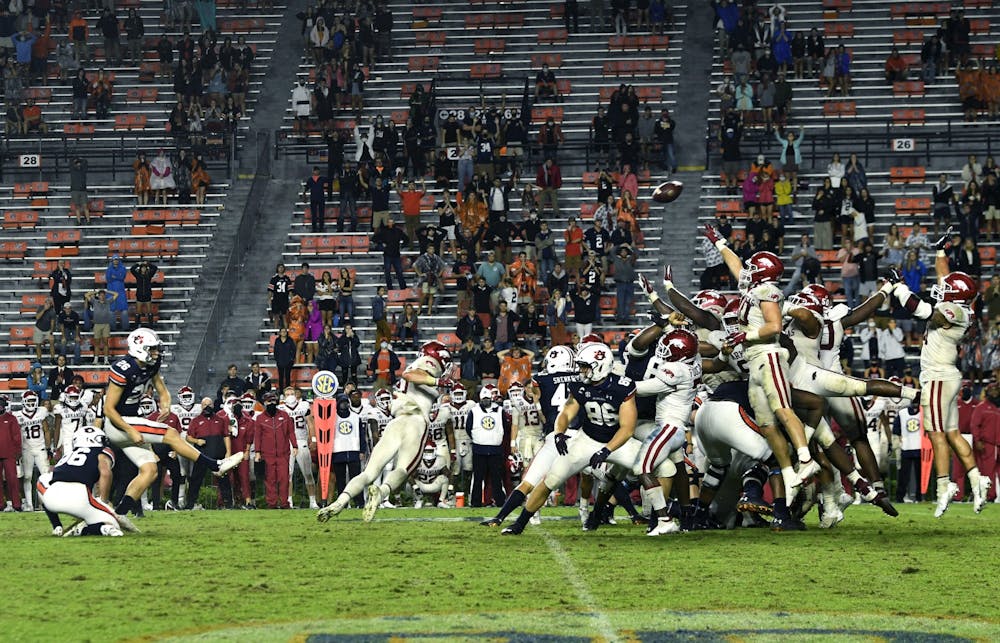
[[651, 180, 684, 203]]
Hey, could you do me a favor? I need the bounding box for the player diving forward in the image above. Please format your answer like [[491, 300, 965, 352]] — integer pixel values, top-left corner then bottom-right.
[[317, 340, 454, 523], [891, 232, 992, 515], [102, 328, 244, 526], [703, 225, 819, 498], [38, 426, 123, 537], [502, 343, 638, 535]]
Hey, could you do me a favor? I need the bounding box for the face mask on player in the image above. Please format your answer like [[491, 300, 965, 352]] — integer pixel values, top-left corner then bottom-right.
[[140, 397, 157, 416]]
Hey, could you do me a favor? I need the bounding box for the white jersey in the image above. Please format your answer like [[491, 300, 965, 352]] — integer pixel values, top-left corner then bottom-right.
[[53, 403, 95, 453], [707, 330, 749, 379], [783, 305, 822, 366], [818, 318, 846, 372], [170, 403, 202, 433], [512, 398, 543, 437], [15, 408, 49, 450], [413, 451, 448, 485], [448, 400, 476, 434], [635, 360, 699, 429], [427, 404, 453, 447], [738, 283, 784, 360], [392, 355, 444, 419], [919, 302, 969, 381], [279, 400, 311, 443], [361, 404, 393, 445]]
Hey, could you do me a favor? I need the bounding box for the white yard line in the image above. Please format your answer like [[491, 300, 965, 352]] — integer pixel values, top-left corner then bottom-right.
[[539, 526, 620, 643]]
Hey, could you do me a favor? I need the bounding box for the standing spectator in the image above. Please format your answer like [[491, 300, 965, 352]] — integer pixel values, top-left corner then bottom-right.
[[570, 285, 598, 337], [612, 245, 636, 323], [291, 80, 312, 135], [396, 303, 419, 349], [124, 8, 144, 64], [150, 149, 175, 205], [49, 260, 72, 312], [398, 179, 426, 246], [32, 297, 57, 364], [471, 276, 495, 329], [718, 111, 742, 191], [476, 338, 501, 388], [316, 325, 339, 373], [185, 398, 231, 509], [654, 109, 677, 173], [812, 185, 834, 250], [370, 177, 391, 232], [452, 250, 476, 314], [48, 355, 74, 403], [932, 174, 956, 237], [837, 240, 860, 309], [0, 396, 21, 512], [251, 392, 297, 509], [372, 218, 409, 290], [338, 162, 359, 233], [293, 262, 316, 304], [130, 260, 158, 328], [489, 301, 519, 351], [216, 365, 247, 403], [71, 68, 89, 119], [856, 240, 879, 297], [97, 8, 121, 63], [303, 167, 328, 233], [272, 328, 296, 392], [367, 341, 402, 390], [536, 158, 562, 216], [69, 157, 90, 225], [133, 153, 151, 206], [56, 303, 81, 364], [413, 246, 445, 316], [457, 308, 485, 344], [337, 324, 362, 386], [268, 263, 291, 329], [104, 256, 128, 330], [951, 237, 982, 277], [336, 268, 355, 323], [537, 117, 564, 160], [584, 217, 612, 275], [315, 271, 336, 328], [244, 362, 271, 399], [878, 319, 907, 378], [497, 345, 535, 396], [69, 11, 88, 64], [534, 220, 556, 282], [370, 286, 391, 346], [563, 216, 584, 275]]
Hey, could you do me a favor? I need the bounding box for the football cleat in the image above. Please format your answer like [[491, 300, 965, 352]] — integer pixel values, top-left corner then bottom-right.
[[934, 482, 959, 518], [63, 522, 85, 537], [736, 493, 773, 516], [436, 501, 450, 509], [214, 452, 245, 477], [363, 484, 384, 522], [51, 526, 63, 537], [309, 501, 320, 510], [529, 513, 541, 526], [646, 517, 681, 536], [480, 517, 502, 527], [100, 524, 124, 537], [973, 478, 992, 514], [836, 491, 855, 512], [582, 510, 602, 532], [23, 502, 34, 513], [116, 514, 140, 533], [164, 500, 178, 511], [770, 517, 807, 532], [818, 507, 844, 529], [872, 491, 899, 517], [413, 498, 424, 509], [501, 524, 524, 535], [316, 503, 343, 523]]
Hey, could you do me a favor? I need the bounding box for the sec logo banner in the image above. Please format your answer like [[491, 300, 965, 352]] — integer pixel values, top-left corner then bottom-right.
[[311, 370, 340, 399]]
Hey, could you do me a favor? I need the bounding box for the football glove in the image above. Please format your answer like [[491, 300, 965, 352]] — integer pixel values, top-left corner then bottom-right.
[[435, 376, 456, 389], [589, 447, 611, 469], [703, 224, 724, 245], [554, 433, 569, 456], [638, 274, 657, 302], [934, 226, 955, 251], [663, 265, 674, 292], [725, 331, 748, 347]]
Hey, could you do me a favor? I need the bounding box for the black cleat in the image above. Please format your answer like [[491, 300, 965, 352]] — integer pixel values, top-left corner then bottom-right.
[[500, 524, 523, 536], [873, 491, 899, 517], [737, 492, 774, 516], [771, 517, 807, 532], [582, 510, 602, 532], [630, 513, 646, 525], [480, 517, 503, 527]]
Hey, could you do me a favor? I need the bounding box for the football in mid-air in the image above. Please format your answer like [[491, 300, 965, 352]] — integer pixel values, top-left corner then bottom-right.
[[651, 180, 684, 203]]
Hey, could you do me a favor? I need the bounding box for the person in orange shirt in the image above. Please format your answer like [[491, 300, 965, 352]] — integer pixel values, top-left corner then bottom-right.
[[286, 295, 307, 362], [884, 46, 908, 83], [563, 216, 584, 274], [397, 178, 426, 247], [957, 63, 983, 121], [69, 11, 89, 64], [190, 153, 211, 205], [21, 99, 48, 134], [508, 251, 538, 304], [615, 190, 642, 243], [459, 190, 488, 238], [981, 65, 1000, 119], [496, 345, 535, 396]]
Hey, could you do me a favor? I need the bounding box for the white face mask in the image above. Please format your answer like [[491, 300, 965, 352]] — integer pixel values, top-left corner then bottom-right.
[[284, 394, 297, 407]]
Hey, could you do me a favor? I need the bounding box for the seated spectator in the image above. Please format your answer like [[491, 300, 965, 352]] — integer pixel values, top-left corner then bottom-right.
[[844, 153, 867, 194], [90, 68, 112, 119], [534, 63, 559, 102], [884, 47, 908, 83], [396, 303, 419, 350], [21, 98, 47, 134], [5, 103, 23, 136]]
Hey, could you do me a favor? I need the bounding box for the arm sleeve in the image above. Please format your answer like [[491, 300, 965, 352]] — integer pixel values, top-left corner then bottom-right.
[[894, 284, 933, 320]]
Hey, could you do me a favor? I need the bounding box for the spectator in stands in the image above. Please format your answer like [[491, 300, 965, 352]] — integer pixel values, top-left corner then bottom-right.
[[612, 245, 636, 324], [855, 240, 879, 296], [245, 362, 271, 400], [451, 249, 476, 314], [394, 178, 425, 246], [489, 301, 519, 351], [32, 296, 56, 364], [27, 362, 49, 408], [337, 324, 362, 385], [268, 263, 291, 329], [291, 80, 311, 136], [372, 218, 407, 291], [150, 149, 175, 205], [414, 246, 446, 316], [535, 64, 560, 103], [981, 174, 999, 240], [330, 268, 352, 323], [653, 109, 677, 174], [931, 173, 957, 237], [985, 276, 1000, 322], [881, 223, 905, 267], [950, 237, 982, 277], [130, 260, 158, 328], [56, 303, 82, 365], [272, 328, 295, 392], [538, 116, 564, 162], [302, 167, 328, 233], [812, 184, 835, 250], [49, 355, 74, 403], [471, 275, 494, 328], [920, 34, 942, 83], [535, 157, 562, 216], [97, 8, 120, 64], [84, 290, 114, 365], [509, 252, 538, 305], [103, 255, 127, 331], [730, 43, 751, 84], [457, 308, 485, 345], [396, 303, 419, 350], [47, 259, 72, 313], [961, 154, 982, 187], [316, 325, 339, 372], [19, 96, 46, 135], [132, 153, 152, 206], [570, 285, 598, 337], [851, 187, 874, 245], [371, 286, 391, 347], [592, 105, 611, 161], [289, 263, 314, 306], [68, 11, 88, 64], [826, 153, 845, 191], [190, 153, 211, 205], [713, 0, 738, 52], [123, 8, 144, 64], [584, 217, 611, 275], [884, 47, 908, 83], [719, 111, 742, 192], [531, 221, 555, 283]]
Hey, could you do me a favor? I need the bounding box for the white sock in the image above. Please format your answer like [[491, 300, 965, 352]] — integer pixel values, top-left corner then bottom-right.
[[846, 470, 861, 484], [796, 447, 812, 464], [308, 495, 316, 504], [968, 467, 981, 487], [781, 466, 797, 483], [579, 497, 588, 510], [334, 492, 350, 508], [379, 483, 391, 497]]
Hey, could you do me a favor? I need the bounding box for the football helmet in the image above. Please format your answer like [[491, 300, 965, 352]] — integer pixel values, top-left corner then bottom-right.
[[421, 443, 438, 467], [139, 395, 157, 417], [62, 385, 82, 408], [127, 327, 161, 365], [450, 383, 467, 404], [508, 381, 525, 404], [654, 328, 699, 364], [788, 291, 824, 318], [419, 340, 452, 370], [177, 386, 196, 409], [722, 299, 741, 333], [579, 333, 604, 346], [575, 343, 614, 384], [21, 390, 38, 414], [542, 345, 576, 374], [374, 389, 392, 413], [738, 251, 784, 291], [72, 425, 109, 449], [801, 283, 832, 311], [692, 290, 727, 319], [507, 451, 523, 475], [931, 271, 977, 305]]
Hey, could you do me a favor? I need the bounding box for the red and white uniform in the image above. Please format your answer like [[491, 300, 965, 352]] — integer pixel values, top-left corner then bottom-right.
[[391, 355, 445, 420], [427, 404, 453, 460], [510, 397, 543, 461], [53, 402, 95, 455], [738, 283, 793, 426], [280, 398, 314, 488], [448, 399, 476, 473], [634, 361, 698, 475], [170, 401, 202, 478], [16, 406, 50, 508], [920, 301, 970, 432], [412, 444, 449, 497]]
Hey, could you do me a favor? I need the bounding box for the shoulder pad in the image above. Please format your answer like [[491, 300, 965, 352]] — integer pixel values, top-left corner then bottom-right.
[[827, 304, 850, 322], [751, 283, 783, 303]]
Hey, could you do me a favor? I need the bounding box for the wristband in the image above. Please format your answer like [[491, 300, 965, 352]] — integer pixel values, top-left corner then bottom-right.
[[879, 280, 894, 295], [647, 291, 660, 303], [311, 436, 317, 443], [936, 249, 946, 258], [714, 239, 728, 251], [663, 280, 674, 292], [745, 330, 760, 342]]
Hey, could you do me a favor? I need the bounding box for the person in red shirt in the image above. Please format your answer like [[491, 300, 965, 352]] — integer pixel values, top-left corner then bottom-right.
[[953, 382, 981, 499], [251, 391, 298, 508], [142, 396, 184, 511], [230, 392, 257, 509], [397, 178, 426, 248], [535, 158, 562, 216], [0, 397, 22, 511], [970, 385, 1000, 503], [185, 397, 231, 509], [563, 216, 584, 275]]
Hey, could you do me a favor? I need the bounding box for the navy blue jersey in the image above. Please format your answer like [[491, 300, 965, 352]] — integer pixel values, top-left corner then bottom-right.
[[108, 354, 162, 416], [569, 374, 636, 443], [709, 380, 753, 418], [531, 371, 580, 435], [51, 446, 115, 486], [624, 343, 668, 422]]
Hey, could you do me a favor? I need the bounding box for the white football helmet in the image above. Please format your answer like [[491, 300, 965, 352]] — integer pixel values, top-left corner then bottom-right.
[[21, 390, 39, 414], [450, 383, 467, 405], [127, 327, 161, 365], [508, 381, 525, 404], [543, 345, 575, 374], [139, 395, 157, 417], [374, 389, 392, 413], [62, 385, 82, 408], [421, 443, 438, 467], [178, 386, 196, 409], [575, 343, 614, 384], [72, 425, 109, 449]]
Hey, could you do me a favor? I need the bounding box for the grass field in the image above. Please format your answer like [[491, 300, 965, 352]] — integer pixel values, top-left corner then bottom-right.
[[3, 503, 1000, 642]]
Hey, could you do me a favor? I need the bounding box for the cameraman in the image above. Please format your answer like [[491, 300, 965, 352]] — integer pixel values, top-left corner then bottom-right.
[[413, 245, 446, 316]]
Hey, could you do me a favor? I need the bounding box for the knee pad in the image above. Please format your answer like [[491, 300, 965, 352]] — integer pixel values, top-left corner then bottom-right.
[[813, 419, 836, 449], [702, 463, 728, 491], [653, 458, 677, 479], [741, 462, 769, 489]]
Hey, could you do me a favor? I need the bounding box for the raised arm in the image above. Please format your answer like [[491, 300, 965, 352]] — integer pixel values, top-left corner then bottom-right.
[[703, 224, 743, 280]]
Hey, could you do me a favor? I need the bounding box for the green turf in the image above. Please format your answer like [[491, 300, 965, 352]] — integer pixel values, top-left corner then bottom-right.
[[3, 504, 999, 642]]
